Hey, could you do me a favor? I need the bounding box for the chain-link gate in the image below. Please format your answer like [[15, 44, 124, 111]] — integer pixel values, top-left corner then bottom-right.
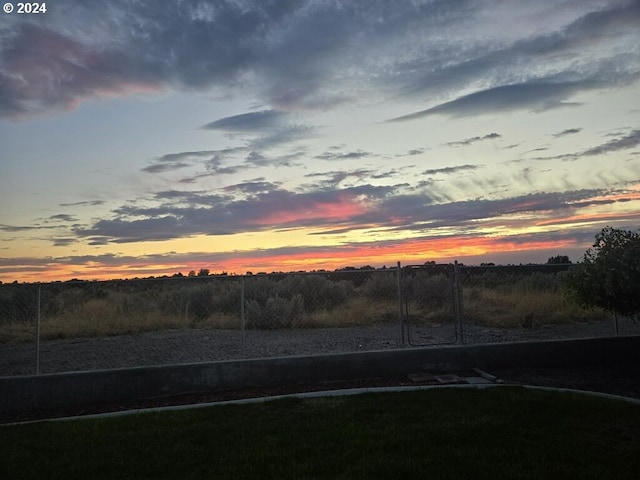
[[401, 263, 463, 346]]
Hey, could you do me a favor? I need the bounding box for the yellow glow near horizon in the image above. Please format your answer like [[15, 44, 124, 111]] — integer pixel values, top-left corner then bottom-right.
[[1, 230, 581, 283], [2, 192, 639, 283]]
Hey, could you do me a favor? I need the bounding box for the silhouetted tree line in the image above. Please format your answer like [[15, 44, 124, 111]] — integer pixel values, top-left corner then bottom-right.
[[3, 227, 638, 327]]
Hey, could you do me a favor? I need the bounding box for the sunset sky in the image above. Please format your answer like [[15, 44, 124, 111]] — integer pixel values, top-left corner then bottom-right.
[[1, 0, 639, 283]]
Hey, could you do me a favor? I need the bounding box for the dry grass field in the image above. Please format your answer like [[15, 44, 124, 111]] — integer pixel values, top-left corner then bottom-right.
[[0, 268, 604, 344]]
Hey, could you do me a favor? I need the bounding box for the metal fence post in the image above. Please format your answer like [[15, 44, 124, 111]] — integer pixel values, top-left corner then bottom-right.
[[453, 261, 465, 345], [36, 283, 41, 375], [396, 261, 405, 347], [240, 277, 246, 358]]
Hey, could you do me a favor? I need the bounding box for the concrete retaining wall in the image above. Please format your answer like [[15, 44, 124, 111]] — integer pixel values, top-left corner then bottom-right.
[[2, 335, 639, 414]]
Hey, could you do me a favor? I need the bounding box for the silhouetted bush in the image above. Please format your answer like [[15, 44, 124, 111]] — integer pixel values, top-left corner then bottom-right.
[[0, 284, 38, 323], [245, 294, 305, 329], [409, 273, 452, 308], [243, 276, 280, 306], [244, 274, 352, 313], [285, 275, 352, 311], [361, 272, 397, 300], [158, 284, 211, 320], [210, 281, 241, 314]]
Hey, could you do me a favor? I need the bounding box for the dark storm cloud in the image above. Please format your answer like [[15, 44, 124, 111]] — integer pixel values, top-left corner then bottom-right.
[[0, 22, 159, 118], [146, 144, 304, 185], [78, 216, 184, 243], [1, 0, 303, 118], [240, 149, 305, 169], [2, 1, 638, 119], [0, 224, 41, 232], [223, 180, 282, 194], [177, 167, 241, 184], [422, 165, 479, 176], [527, 129, 640, 162], [581, 129, 640, 157], [47, 214, 77, 223], [526, 147, 550, 154], [303, 169, 374, 190], [141, 162, 191, 174], [388, 82, 590, 122], [254, 0, 478, 110], [370, 189, 611, 234], [553, 128, 582, 138], [202, 110, 283, 132], [314, 149, 373, 161], [142, 151, 204, 174], [395, 2, 639, 102], [70, 175, 621, 245], [73, 183, 398, 243], [243, 151, 269, 167], [247, 124, 316, 151], [59, 200, 105, 207], [143, 149, 242, 176], [445, 133, 501, 147], [202, 109, 315, 153], [52, 238, 77, 247], [153, 190, 232, 205], [371, 169, 406, 181], [157, 151, 221, 162], [400, 148, 426, 157], [385, 2, 639, 121]]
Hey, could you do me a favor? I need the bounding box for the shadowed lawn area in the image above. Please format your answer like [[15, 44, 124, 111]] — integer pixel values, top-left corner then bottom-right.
[[2, 387, 639, 479]]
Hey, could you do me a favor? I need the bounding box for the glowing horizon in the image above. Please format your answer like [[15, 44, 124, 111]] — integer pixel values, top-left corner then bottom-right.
[[0, 230, 585, 283]]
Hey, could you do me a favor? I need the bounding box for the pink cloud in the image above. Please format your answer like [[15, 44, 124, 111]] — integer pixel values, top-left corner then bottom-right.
[[3, 24, 162, 118], [249, 194, 370, 226]]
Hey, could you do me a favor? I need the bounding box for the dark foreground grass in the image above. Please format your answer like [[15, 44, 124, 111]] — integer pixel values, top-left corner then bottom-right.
[[2, 387, 640, 479]]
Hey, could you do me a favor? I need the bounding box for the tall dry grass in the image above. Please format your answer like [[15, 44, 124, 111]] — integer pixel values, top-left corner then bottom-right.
[[304, 296, 399, 327], [463, 287, 604, 328], [0, 272, 606, 343], [1, 295, 240, 344]]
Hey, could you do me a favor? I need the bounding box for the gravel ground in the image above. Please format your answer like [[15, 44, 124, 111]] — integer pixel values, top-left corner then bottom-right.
[[2, 317, 639, 376], [2, 319, 640, 423]]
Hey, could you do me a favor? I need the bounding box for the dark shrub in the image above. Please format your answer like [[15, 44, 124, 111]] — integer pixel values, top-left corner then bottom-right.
[[361, 272, 398, 300], [0, 284, 38, 323], [286, 275, 352, 312], [245, 294, 305, 329], [409, 273, 452, 308]]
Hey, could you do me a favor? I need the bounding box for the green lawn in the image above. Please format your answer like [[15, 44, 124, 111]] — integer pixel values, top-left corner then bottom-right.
[[2, 387, 639, 479]]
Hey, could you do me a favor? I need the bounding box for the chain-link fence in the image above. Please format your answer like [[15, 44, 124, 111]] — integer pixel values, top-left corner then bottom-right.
[[2, 262, 639, 376], [458, 263, 640, 343], [401, 263, 461, 347], [241, 268, 404, 357]]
